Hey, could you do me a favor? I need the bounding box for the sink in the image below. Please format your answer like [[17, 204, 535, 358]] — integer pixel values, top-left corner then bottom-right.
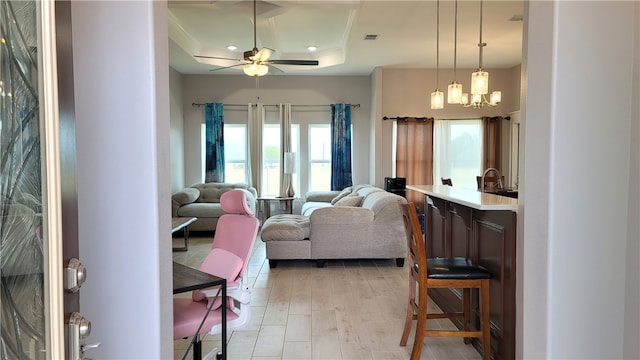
[[487, 189, 518, 199]]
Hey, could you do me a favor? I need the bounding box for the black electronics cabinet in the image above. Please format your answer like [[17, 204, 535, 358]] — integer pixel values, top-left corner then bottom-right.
[[384, 177, 406, 198]]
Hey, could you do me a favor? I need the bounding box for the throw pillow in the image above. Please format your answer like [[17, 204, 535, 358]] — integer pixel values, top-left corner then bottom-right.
[[330, 187, 352, 205], [334, 195, 363, 207]]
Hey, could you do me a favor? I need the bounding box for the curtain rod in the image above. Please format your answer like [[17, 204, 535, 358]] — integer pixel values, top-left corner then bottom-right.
[[383, 115, 510, 121], [192, 102, 360, 108], [383, 116, 434, 121]]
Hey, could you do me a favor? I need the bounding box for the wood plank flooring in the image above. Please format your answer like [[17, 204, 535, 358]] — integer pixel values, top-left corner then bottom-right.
[[172, 233, 482, 360]]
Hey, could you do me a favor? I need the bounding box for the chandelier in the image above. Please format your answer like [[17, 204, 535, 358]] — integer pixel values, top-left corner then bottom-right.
[[461, 0, 501, 108]]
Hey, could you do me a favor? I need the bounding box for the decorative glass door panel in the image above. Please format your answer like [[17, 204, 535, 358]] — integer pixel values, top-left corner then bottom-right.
[[1, 1, 66, 358]]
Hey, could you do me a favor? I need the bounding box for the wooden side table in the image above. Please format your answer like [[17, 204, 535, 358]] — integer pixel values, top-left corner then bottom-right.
[[257, 196, 294, 222]]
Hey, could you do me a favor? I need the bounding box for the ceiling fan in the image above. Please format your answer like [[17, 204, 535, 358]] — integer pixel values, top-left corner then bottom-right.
[[194, 0, 319, 76]]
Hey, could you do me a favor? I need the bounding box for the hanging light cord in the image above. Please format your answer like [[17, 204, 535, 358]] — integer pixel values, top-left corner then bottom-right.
[[435, 0, 440, 89], [253, 0, 257, 50], [453, 0, 458, 80], [478, 0, 485, 70]]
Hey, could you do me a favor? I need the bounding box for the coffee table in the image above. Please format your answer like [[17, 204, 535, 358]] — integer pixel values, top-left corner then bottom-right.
[[172, 217, 197, 251]]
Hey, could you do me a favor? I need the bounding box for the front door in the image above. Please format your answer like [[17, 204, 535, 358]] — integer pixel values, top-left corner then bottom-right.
[[1, 1, 95, 358]]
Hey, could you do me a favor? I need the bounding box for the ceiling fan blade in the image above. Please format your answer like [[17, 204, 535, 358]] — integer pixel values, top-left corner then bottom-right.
[[267, 65, 284, 74], [195, 55, 242, 62], [267, 59, 319, 66], [209, 64, 244, 72], [252, 47, 274, 62]]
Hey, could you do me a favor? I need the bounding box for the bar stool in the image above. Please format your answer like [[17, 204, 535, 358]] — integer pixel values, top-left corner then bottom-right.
[[398, 202, 493, 360]]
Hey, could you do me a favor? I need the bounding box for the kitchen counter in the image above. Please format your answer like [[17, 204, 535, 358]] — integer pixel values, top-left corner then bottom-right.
[[406, 184, 518, 212], [407, 184, 517, 360]]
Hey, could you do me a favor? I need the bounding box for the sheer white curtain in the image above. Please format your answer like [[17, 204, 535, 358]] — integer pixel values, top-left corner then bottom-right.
[[433, 119, 482, 189], [279, 103, 292, 196], [248, 103, 264, 195], [433, 119, 448, 184]]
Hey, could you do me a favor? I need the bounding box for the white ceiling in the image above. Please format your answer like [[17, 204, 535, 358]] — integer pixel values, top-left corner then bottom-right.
[[168, 0, 524, 76]]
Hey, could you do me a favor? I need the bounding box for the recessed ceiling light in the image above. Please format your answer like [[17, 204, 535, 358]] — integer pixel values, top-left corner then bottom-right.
[[307, 45, 317, 52], [227, 45, 238, 51]]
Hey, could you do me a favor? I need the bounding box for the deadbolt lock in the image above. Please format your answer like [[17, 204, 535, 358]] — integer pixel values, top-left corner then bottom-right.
[[64, 258, 86, 293]]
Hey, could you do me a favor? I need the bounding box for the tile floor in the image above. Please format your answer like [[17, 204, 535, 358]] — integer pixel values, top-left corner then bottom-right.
[[172, 233, 481, 360]]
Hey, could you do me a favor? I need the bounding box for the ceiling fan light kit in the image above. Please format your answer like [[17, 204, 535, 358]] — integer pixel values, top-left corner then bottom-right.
[[243, 63, 269, 77]]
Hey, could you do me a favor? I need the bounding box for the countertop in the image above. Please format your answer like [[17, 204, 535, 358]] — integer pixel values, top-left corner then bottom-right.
[[407, 185, 518, 212]]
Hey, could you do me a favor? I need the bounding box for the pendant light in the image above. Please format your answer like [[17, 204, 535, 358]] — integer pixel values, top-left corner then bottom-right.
[[461, 0, 501, 108], [447, 0, 462, 104], [430, 0, 444, 110]]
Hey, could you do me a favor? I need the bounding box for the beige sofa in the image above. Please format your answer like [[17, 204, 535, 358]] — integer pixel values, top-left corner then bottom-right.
[[261, 184, 407, 267], [172, 182, 257, 232]]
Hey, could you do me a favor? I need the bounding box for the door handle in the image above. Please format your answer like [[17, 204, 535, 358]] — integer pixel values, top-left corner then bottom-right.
[[65, 312, 100, 360]]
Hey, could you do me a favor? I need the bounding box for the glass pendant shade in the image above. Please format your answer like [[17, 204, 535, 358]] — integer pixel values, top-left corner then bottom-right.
[[471, 70, 489, 95], [448, 82, 462, 104], [461, 93, 469, 105], [431, 90, 444, 109], [243, 63, 269, 76], [490, 91, 502, 105], [471, 93, 482, 105]]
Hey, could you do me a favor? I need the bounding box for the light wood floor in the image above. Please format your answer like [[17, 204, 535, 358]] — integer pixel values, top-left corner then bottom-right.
[[172, 233, 482, 360]]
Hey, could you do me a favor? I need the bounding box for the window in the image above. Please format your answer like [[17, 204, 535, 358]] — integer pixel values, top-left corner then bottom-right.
[[201, 124, 247, 183], [308, 124, 331, 191], [433, 119, 482, 189]]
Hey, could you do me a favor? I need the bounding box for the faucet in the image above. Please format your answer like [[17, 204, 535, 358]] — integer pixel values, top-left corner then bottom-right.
[[481, 168, 503, 192]]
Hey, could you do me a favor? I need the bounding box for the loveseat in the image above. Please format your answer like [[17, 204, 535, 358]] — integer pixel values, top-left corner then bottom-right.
[[260, 184, 407, 267], [172, 183, 257, 232]]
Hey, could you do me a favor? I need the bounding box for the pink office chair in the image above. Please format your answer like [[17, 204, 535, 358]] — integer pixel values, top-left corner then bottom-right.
[[174, 189, 259, 359]]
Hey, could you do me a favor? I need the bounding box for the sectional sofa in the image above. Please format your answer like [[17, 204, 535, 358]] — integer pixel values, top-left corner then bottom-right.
[[260, 184, 408, 267]]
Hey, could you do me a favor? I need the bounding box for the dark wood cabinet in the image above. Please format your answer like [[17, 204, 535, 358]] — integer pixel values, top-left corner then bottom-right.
[[424, 195, 517, 360]]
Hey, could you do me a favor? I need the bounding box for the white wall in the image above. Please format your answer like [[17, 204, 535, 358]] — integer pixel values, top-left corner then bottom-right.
[[624, 4, 640, 358], [72, 1, 173, 358], [170, 67, 185, 192], [520, 1, 639, 358], [179, 74, 372, 193]]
